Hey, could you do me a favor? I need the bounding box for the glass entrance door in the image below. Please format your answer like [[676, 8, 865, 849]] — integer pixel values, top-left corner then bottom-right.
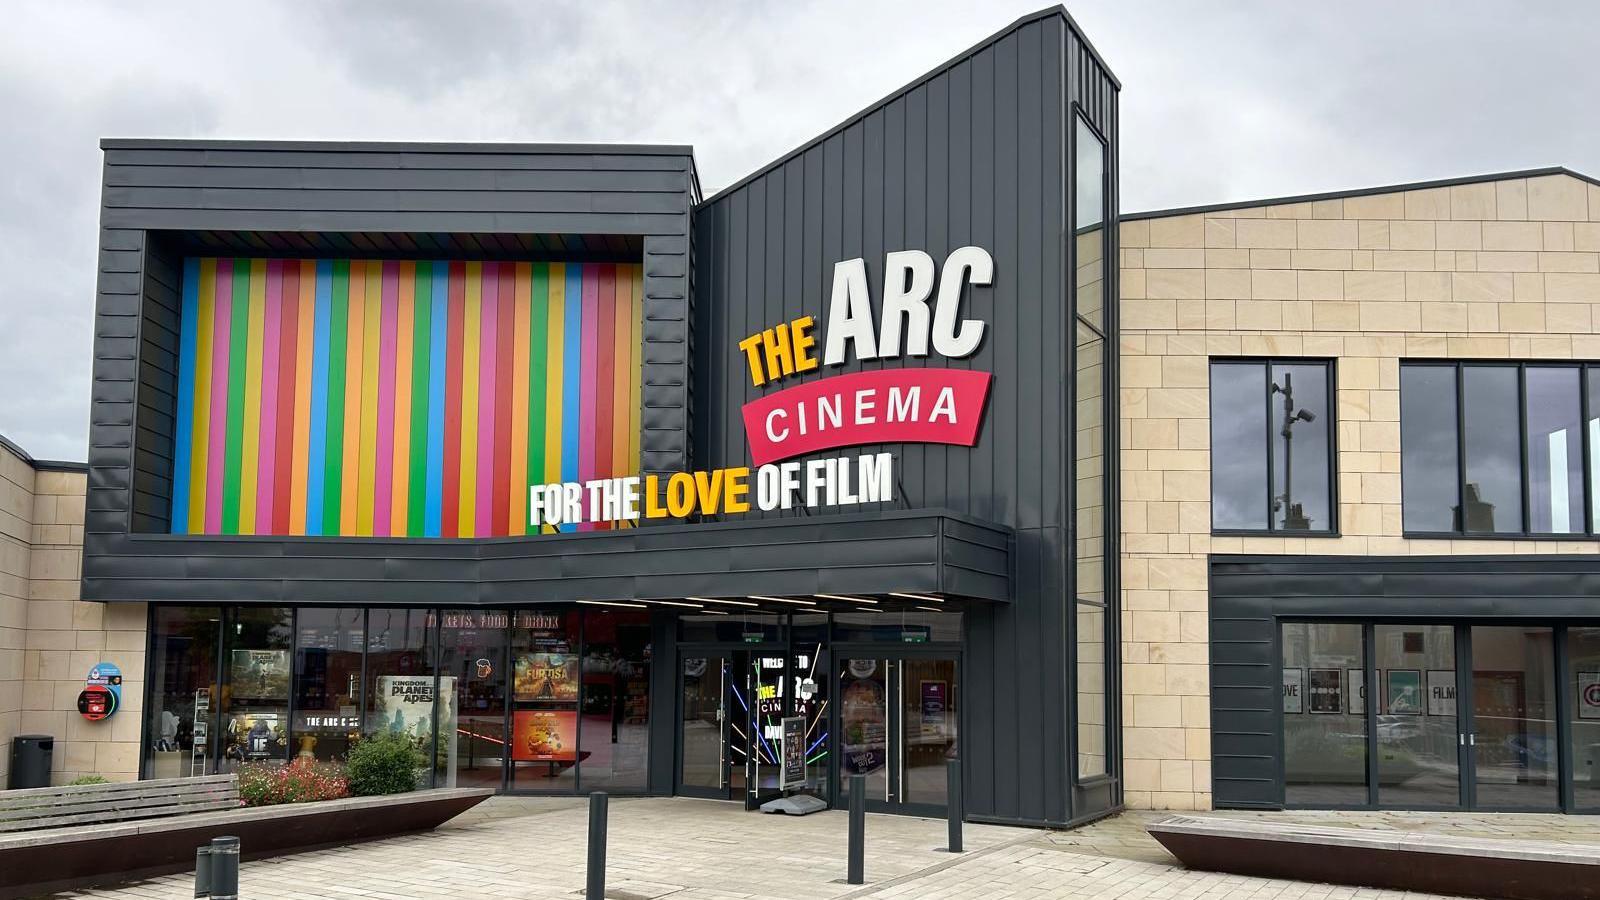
[[838, 655, 959, 814], [679, 652, 731, 797], [1467, 626, 1559, 809], [677, 649, 792, 806]]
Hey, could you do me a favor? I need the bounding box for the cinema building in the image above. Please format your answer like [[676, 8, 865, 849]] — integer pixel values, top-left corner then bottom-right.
[[10, 3, 1600, 827], [3, 8, 1122, 829]]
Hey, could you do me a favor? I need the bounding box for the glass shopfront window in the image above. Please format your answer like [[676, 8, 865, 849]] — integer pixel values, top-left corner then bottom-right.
[[366, 608, 437, 788], [144, 606, 221, 778], [1570, 627, 1600, 810], [1281, 622, 1367, 806], [580, 610, 652, 791], [293, 608, 364, 762], [438, 609, 508, 789], [510, 609, 581, 791], [221, 607, 293, 770]]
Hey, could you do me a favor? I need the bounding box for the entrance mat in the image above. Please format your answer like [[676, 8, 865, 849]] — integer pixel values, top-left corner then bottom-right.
[[1148, 814, 1600, 900]]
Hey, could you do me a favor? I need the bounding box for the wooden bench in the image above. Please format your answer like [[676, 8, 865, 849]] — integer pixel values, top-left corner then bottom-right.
[[0, 785, 492, 899], [0, 774, 239, 833], [1147, 814, 1600, 900]]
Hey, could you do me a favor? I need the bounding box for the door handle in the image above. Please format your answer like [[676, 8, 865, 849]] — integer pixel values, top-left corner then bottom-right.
[[1469, 733, 1476, 746]]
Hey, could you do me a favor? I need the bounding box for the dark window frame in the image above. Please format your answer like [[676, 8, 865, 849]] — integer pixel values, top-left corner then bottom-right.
[[1209, 357, 1340, 536], [1400, 360, 1599, 539]]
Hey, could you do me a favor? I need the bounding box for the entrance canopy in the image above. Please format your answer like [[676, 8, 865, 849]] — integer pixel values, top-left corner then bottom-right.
[[86, 510, 1011, 608]]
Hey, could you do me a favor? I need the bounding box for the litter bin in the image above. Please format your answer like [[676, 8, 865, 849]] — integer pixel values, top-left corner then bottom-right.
[[8, 735, 53, 789]]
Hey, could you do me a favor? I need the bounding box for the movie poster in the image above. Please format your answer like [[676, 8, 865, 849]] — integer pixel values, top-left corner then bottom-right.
[[515, 653, 579, 702], [1308, 668, 1342, 714], [512, 709, 578, 761], [1386, 669, 1422, 715], [376, 674, 457, 741], [229, 650, 290, 699], [1282, 668, 1304, 714]]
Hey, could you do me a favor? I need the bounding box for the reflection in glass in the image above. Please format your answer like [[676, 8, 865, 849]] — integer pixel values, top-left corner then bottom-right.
[[1525, 367, 1583, 534], [1471, 626, 1558, 809], [1076, 323, 1106, 602], [579, 611, 651, 791], [1591, 369, 1600, 530], [900, 658, 958, 806], [1076, 603, 1107, 777], [1270, 363, 1330, 531], [509, 609, 579, 790], [144, 607, 221, 778], [1282, 622, 1367, 805], [1462, 366, 1523, 533], [1073, 117, 1106, 332], [222, 607, 293, 770], [1210, 363, 1269, 530], [1375, 625, 1458, 807], [438, 609, 507, 789], [1400, 365, 1460, 532], [833, 611, 961, 643], [679, 654, 727, 792], [364, 608, 435, 788], [293, 608, 364, 762], [1569, 628, 1600, 809]]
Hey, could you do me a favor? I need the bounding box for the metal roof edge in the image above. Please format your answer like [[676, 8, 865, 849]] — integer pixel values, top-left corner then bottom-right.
[[99, 138, 698, 157], [0, 432, 87, 473], [1122, 166, 1600, 222], [698, 5, 1117, 207]]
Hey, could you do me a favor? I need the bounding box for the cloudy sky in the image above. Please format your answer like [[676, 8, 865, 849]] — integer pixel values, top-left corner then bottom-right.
[[2, 0, 1597, 461]]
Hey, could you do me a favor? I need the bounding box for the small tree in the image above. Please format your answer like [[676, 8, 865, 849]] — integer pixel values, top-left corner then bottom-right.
[[346, 730, 425, 796]]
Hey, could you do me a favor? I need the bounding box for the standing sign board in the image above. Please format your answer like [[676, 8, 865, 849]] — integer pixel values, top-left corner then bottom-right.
[[780, 716, 807, 790]]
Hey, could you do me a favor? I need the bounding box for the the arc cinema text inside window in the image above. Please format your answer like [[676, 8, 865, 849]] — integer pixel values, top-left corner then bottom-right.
[[1209, 360, 1335, 533], [1401, 361, 1600, 536]]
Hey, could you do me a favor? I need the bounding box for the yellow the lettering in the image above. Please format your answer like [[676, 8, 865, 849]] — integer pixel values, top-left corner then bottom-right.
[[738, 333, 767, 387], [792, 316, 819, 373]]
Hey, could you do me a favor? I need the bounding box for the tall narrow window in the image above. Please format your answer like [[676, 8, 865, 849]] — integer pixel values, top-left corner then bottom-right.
[[1073, 114, 1110, 779], [1209, 360, 1336, 533], [1400, 361, 1600, 536]]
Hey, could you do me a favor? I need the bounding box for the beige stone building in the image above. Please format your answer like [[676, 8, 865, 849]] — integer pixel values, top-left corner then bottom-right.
[[1118, 168, 1600, 812], [0, 437, 143, 785]]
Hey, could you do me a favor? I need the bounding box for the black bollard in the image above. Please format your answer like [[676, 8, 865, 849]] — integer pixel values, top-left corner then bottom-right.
[[208, 836, 239, 900], [847, 774, 865, 885], [586, 792, 609, 900], [946, 758, 963, 853], [192, 844, 212, 898]]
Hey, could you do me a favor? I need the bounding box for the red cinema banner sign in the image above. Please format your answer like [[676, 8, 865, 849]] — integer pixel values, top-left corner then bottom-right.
[[737, 246, 995, 465], [741, 368, 991, 467]]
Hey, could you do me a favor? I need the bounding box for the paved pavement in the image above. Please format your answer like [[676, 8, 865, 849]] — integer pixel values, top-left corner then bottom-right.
[[52, 797, 1600, 900]]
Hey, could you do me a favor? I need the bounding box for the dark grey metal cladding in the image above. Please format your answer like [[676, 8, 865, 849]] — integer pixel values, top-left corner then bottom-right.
[[689, 8, 1118, 826], [84, 140, 697, 561], [1208, 553, 1600, 809], [80, 510, 1008, 605]]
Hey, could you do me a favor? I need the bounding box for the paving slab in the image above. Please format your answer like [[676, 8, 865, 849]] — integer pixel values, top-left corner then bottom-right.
[[51, 797, 1583, 900]]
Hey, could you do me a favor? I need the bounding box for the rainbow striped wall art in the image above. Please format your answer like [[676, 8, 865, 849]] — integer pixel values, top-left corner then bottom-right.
[[169, 259, 643, 537]]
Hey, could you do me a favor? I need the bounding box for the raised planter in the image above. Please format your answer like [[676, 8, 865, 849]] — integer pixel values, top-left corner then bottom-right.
[[0, 787, 492, 899], [1147, 814, 1600, 900]]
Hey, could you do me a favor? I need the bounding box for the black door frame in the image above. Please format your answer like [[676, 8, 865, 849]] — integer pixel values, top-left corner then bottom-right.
[[831, 643, 962, 818], [674, 641, 795, 806], [1280, 616, 1580, 813]]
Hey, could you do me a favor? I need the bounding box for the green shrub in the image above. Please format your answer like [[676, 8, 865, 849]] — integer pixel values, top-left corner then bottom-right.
[[68, 775, 111, 786], [237, 759, 350, 807], [345, 730, 424, 796]]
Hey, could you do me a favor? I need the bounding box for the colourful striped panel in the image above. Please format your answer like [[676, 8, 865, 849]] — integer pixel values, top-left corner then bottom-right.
[[171, 257, 643, 538]]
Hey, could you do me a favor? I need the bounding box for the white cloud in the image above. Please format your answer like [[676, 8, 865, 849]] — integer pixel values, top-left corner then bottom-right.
[[0, 0, 1595, 459]]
